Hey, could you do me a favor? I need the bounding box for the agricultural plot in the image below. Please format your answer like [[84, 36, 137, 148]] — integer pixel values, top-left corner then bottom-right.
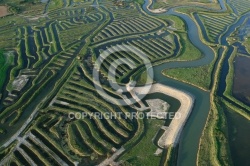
[[0, 1, 183, 165], [58, 12, 104, 47], [47, 7, 105, 47], [0, 22, 63, 106], [1, 66, 137, 165], [93, 32, 178, 82], [47, 0, 66, 11], [108, 5, 142, 20], [0, 0, 98, 137], [92, 2, 164, 43], [228, 0, 250, 15], [6, 130, 75, 166], [197, 14, 236, 43], [0, 3, 105, 127], [0, 28, 18, 49], [47, 0, 93, 11], [48, 6, 93, 19], [93, 17, 163, 43]]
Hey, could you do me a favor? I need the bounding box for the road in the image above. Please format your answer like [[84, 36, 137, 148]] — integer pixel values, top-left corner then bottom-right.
[[97, 147, 125, 166]]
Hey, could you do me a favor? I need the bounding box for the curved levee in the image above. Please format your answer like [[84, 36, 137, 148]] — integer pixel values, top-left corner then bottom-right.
[[141, 0, 228, 165]]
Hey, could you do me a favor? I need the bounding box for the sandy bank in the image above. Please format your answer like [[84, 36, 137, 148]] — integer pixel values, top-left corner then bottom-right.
[[134, 83, 195, 147], [0, 6, 9, 17]]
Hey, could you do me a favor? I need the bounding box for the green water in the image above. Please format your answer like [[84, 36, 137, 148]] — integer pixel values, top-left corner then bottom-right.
[[225, 110, 250, 166]]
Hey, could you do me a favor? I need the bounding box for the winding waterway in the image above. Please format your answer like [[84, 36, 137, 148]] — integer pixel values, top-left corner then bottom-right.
[[1, 0, 248, 165], [141, 0, 232, 165]]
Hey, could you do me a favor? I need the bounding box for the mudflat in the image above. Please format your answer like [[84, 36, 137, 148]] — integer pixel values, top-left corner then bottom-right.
[[0, 6, 8, 17]]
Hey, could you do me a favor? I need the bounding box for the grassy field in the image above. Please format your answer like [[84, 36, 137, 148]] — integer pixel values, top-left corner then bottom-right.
[[156, 15, 186, 32], [0, 50, 14, 91], [243, 37, 250, 54], [120, 119, 164, 166], [161, 32, 211, 90], [177, 32, 203, 61], [134, 0, 145, 5], [47, 0, 64, 11], [135, 69, 154, 86], [163, 65, 212, 91], [197, 98, 233, 165]]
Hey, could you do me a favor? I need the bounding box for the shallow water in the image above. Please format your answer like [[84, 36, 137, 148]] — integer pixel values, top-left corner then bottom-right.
[[41, 0, 48, 3], [233, 56, 250, 106], [142, 0, 215, 165], [225, 109, 250, 166]]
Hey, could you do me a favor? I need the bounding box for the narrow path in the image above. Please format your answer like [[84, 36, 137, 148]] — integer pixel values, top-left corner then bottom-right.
[[98, 147, 125, 166]]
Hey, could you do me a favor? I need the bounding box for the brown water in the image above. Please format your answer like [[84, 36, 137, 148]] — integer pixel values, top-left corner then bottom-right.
[[233, 56, 250, 106]]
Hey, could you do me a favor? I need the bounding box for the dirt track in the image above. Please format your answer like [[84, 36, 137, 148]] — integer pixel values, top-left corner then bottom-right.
[[0, 6, 8, 17]]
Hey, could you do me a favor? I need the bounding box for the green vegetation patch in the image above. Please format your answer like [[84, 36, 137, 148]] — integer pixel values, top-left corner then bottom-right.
[[176, 32, 202, 61], [197, 13, 236, 43], [0, 127, 5, 134], [156, 15, 186, 32], [120, 119, 164, 165], [228, 0, 250, 15], [0, 50, 14, 91], [242, 37, 250, 54], [135, 70, 154, 86], [163, 65, 212, 91], [197, 98, 233, 166], [47, 0, 64, 11], [152, 0, 221, 11], [161, 33, 214, 91]]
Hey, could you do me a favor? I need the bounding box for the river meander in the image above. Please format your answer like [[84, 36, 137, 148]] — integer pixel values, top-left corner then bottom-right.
[[1, 0, 249, 165], [143, 0, 250, 165]]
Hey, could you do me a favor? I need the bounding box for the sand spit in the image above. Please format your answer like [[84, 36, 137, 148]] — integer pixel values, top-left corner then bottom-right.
[[134, 83, 195, 147], [146, 0, 167, 14]]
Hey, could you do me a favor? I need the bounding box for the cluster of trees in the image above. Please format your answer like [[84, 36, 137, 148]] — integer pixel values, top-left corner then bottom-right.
[[20, 0, 41, 4], [0, 49, 4, 56], [8, 5, 21, 14]]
